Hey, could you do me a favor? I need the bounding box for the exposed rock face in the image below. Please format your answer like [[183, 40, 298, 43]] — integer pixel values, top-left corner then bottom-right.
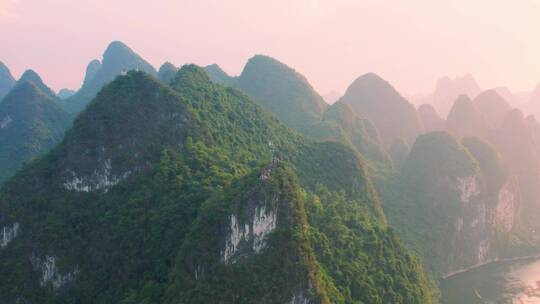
[[222, 203, 277, 263], [338, 73, 423, 145], [417, 103, 445, 132], [0, 115, 12, 128], [1, 222, 19, 248], [388, 132, 520, 276], [485, 109, 540, 232], [447, 172, 521, 274], [63, 159, 131, 192], [495, 176, 520, 232], [0, 66, 435, 304], [30, 255, 79, 290], [289, 290, 313, 304], [58, 72, 192, 194], [457, 175, 480, 204], [168, 163, 327, 303]]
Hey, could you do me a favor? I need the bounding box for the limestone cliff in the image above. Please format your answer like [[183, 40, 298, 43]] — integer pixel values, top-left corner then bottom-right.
[[381, 132, 521, 276]]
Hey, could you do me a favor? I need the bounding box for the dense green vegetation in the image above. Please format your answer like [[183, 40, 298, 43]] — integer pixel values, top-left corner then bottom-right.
[[0, 68, 437, 303], [165, 164, 334, 304], [236, 55, 327, 134], [205, 57, 392, 167]]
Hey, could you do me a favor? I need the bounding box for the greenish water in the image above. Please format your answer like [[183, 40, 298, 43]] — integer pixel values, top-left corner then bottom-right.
[[441, 258, 540, 304]]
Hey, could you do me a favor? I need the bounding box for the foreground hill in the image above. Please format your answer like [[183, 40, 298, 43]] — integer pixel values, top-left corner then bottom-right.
[[0, 68, 436, 303], [0, 81, 70, 183], [59, 41, 157, 114]]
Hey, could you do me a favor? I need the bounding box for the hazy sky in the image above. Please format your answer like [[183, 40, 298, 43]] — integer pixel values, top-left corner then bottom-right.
[[2, 0, 540, 97]]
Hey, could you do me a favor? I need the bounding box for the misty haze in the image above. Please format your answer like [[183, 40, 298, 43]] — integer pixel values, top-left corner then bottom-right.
[[1, 1, 540, 303]]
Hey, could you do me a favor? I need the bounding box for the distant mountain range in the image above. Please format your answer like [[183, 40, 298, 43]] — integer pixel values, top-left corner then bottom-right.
[[58, 41, 157, 114], [0, 65, 435, 304], [1, 40, 540, 304]]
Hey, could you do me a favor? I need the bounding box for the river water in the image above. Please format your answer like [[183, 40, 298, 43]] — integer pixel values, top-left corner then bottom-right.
[[441, 258, 540, 303]]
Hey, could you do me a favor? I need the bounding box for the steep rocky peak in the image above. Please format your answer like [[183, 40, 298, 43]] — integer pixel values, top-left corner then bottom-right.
[[82, 59, 102, 86], [0, 61, 15, 84], [16, 70, 56, 99], [158, 62, 178, 84]]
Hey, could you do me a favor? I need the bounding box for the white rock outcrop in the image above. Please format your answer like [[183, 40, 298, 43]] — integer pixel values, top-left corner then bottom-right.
[[222, 204, 277, 263], [496, 182, 517, 232], [63, 159, 130, 192], [289, 290, 311, 304], [457, 175, 480, 204], [0, 115, 12, 128], [31, 255, 79, 289], [0, 222, 19, 248]]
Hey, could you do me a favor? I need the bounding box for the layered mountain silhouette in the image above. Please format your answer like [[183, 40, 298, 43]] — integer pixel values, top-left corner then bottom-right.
[[57, 88, 75, 99], [0, 67, 435, 303], [236, 55, 328, 133], [16, 69, 56, 99], [417, 103, 445, 132], [59, 41, 157, 114], [380, 132, 520, 276], [446, 94, 486, 139], [494, 86, 529, 107], [337, 73, 423, 145], [487, 109, 540, 228], [157, 62, 178, 85], [321, 102, 392, 164], [0, 62, 15, 101], [473, 90, 511, 128], [0, 81, 70, 183], [525, 83, 540, 119], [204, 63, 237, 87], [432, 74, 481, 117], [205, 57, 392, 166]]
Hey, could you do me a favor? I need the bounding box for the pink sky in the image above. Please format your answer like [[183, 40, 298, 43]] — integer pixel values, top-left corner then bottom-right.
[[1, 0, 540, 97]]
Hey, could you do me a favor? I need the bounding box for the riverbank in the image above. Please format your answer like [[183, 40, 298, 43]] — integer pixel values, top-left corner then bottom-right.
[[441, 257, 540, 304], [442, 254, 540, 279]]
